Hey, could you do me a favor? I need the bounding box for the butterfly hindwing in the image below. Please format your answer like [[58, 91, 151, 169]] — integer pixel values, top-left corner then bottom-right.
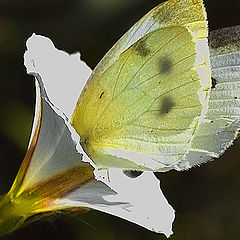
[[184, 26, 240, 168], [72, 0, 211, 171]]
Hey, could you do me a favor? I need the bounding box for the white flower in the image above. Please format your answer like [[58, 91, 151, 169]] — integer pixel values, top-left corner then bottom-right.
[[0, 33, 175, 237]]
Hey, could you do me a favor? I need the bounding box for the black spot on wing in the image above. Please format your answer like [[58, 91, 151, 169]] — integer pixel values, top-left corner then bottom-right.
[[211, 77, 217, 89], [159, 57, 173, 74], [134, 39, 150, 57], [123, 170, 143, 178], [159, 96, 175, 115]]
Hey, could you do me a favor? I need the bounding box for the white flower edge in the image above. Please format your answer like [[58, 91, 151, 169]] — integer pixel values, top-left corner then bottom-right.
[[23, 33, 175, 237], [56, 169, 174, 237], [24, 33, 92, 120]]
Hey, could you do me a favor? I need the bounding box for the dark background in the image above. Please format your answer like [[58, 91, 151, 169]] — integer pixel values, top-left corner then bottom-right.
[[0, 0, 240, 239]]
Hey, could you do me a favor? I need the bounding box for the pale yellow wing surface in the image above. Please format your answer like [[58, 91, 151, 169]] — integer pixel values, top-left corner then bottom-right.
[[71, 0, 211, 171]]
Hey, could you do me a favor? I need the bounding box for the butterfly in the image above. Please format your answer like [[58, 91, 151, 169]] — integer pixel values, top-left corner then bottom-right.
[[70, 0, 212, 172], [71, 0, 240, 173]]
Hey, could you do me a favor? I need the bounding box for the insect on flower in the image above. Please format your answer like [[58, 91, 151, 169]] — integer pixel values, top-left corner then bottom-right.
[[1, 0, 240, 238]]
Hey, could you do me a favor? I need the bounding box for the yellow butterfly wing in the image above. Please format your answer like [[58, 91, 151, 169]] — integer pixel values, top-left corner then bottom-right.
[[71, 0, 211, 171]]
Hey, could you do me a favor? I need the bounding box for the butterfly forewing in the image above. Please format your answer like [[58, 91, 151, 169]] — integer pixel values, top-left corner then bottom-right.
[[72, 0, 211, 171]]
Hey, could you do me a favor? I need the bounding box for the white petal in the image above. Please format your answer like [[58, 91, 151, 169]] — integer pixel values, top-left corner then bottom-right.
[[24, 33, 92, 119], [58, 169, 175, 237], [20, 75, 88, 190]]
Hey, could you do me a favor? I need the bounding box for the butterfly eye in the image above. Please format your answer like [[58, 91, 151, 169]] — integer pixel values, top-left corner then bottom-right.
[[123, 171, 143, 178]]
